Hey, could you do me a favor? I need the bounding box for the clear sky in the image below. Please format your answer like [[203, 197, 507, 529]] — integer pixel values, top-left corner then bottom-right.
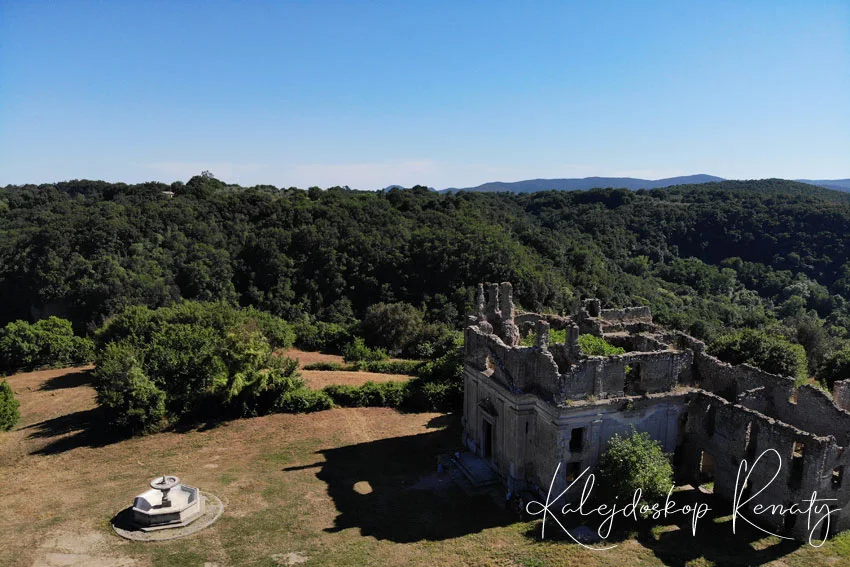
[[1, 1, 848, 190]]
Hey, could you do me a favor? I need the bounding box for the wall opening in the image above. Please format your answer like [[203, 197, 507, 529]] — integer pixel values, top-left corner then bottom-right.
[[784, 510, 798, 534], [788, 441, 804, 489], [624, 363, 644, 395], [570, 427, 585, 453], [745, 421, 758, 461], [565, 461, 582, 483], [482, 419, 493, 459], [706, 407, 716, 438], [699, 451, 716, 490]]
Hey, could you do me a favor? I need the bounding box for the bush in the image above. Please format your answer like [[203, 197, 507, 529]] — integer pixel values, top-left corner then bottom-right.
[[404, 378, 462, 412], [405, 347, 464, 412], [362, 302, 425, 355], [245, 307, 296, 348], [323, 381, 408, 408], [357, 360, 423, 375], [303, 361, 345, 371], [95, 301, 294, 351], [93, 343, 166, 433], [293, 320, 351, 352], [521, 328, 568, 347], [93, 302, 305, 433], [596, 429, 674, 508], [0, 317, 93, 374], [578, 334, 626, 356], [276, 387, 334, 413], [320, 347, 463, 413], [0, 379, 20, 431], [819, 347, 850, 390], [341, 337, 388, 363], [708, 328, 808, 383]]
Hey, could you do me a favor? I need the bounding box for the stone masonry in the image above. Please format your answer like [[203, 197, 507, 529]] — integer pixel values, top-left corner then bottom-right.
[[463, 282, 850, 541]]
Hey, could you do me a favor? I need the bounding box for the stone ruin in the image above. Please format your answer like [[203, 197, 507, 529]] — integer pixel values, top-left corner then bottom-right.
[[463, 282, 850, 541]]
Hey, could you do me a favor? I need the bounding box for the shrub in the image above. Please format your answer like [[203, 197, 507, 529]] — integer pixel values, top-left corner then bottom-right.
[[405, 347, 464, 412], [323, 381, 407, 408], [341, 337, 388, 363], [0, 317, 93, 374], [362, 302, 425, 355], [94, 343, 166, 433], [358, 360, 423, 375], [578, 334, 626, 356], [293, 320, 351, 352], [0, 379, 21, 431], [244, 307, 295, 348], [596, 429, 674, 508], [404, 378, 462, 413], [521, 328, 568, 347], [708, 328, 808, 383], [819, 347, 850, 390], [303, 361, 345, 371], [95, 301, 294, 351], [276, 387, 334, 413], [93, 302, 304, 433]]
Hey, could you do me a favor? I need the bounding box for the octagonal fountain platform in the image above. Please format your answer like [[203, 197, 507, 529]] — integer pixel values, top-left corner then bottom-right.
[[112, 476, 223, 542]]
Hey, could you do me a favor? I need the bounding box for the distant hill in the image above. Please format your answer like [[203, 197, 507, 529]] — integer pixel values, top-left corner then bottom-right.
[[441, 174, 725, 193], [796, 179, 850, 192]]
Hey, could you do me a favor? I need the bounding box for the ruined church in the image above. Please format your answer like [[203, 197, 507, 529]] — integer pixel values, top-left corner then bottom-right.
[[462, 282, 850, 540]]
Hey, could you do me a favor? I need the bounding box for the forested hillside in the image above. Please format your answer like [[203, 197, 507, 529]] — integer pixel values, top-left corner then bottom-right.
[[3, 175, 850, 377]]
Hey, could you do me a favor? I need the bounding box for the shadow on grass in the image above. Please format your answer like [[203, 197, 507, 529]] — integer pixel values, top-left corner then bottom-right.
[[23, 406, 127, 455], [290, 415, 514, 542], [522, 488, 801, 566], [38, 368, 93, 391]]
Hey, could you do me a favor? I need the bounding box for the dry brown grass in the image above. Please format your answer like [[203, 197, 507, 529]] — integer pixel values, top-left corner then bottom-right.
[[281, 348, 413, 388], [281, 348, 345, 368], [1, 366, 848, 567], [300, 370, 410, 389]]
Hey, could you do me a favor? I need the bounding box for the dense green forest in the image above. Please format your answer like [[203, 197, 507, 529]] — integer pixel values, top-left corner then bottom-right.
[[3, 175, 850, 382]]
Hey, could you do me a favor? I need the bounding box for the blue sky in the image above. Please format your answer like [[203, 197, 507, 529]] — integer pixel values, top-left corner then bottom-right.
[[1, 1, 848, 190]]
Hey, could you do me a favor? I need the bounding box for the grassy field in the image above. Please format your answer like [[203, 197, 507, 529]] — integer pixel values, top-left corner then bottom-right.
[[2, 366, 849, 567]]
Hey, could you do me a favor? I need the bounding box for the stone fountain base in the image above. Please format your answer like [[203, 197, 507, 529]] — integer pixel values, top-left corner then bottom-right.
[[112, 492, 223, 542], [133, 483, 204, 531], [112, 476, 223, 542]]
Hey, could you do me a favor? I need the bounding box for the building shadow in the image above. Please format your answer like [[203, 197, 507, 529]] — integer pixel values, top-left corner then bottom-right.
[[290, 417, 514, 542], [38, 368, 93, 391], [521, 487, 801, 565], [637, 490, 802, 566]]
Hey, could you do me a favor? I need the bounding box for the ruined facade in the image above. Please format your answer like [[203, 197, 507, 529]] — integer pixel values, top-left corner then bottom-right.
[[463, 282, 850, 541]]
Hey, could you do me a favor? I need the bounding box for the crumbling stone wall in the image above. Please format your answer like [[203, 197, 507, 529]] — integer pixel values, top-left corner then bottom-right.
[[600, 305, 653, 323], [680, 391, 850, 539], [833, 379, 850, 411], [463, 283, 850, 540]]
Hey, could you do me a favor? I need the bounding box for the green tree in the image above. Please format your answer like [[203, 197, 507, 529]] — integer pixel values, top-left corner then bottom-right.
[[596, 430, 673, 508], [362, 302, 424, 355], [708, 328, 808, 383], [0, 379, 20, 431], [819, 347, 850, 390]]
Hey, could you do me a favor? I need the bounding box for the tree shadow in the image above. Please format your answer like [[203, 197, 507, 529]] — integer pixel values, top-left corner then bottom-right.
[[23, 406, 127, 455], [424, 413, 455, 429], [296, 418, 514, 542], [39, 368, 93, 391]]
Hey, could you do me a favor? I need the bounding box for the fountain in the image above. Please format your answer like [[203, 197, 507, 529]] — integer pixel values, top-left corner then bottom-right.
[[112, 474, 223, 541], [131, 475, 205, 531]]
